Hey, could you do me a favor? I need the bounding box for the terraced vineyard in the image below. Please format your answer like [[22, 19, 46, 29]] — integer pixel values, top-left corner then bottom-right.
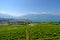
[[0, 23, 60, 40]]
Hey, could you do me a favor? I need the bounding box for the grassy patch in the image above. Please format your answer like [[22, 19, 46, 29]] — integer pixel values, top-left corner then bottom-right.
[[0, 23, 60, 40]]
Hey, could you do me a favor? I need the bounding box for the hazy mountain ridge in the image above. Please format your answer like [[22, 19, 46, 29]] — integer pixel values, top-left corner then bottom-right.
[[0, 13, 14, 18], [19, 14, 60, 22], [0, 13, 60, 22]]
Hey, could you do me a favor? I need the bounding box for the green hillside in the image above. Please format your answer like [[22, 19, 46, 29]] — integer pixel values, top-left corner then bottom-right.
[[0, 23, 60, 40]]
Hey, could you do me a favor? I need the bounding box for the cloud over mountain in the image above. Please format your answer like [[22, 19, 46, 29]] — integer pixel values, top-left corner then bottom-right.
[[19, 14, 60, 22], [0, 11, 25, 17]]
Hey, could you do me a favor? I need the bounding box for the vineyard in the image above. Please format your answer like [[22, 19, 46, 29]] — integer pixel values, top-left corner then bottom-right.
[[0, 23, 60, 40]]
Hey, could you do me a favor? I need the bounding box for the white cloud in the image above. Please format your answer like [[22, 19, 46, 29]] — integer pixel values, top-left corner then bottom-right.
[[30, 12, 60, 16], [0, 11, 27, 17], [41, 12, 47, 14], [30, 12, 39, 14], [30, 12, 47, 14], [0, 11, 48, 17], [0, 11, 7, 14]]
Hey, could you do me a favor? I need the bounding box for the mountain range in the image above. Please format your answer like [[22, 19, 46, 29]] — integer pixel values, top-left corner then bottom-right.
[[0, 13, 14, 18], [0, 13, 60, 22], [19, 14, 60, 22]]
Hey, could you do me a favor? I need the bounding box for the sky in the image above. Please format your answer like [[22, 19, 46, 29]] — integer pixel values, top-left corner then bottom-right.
[[0, 0, 60, 16]]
